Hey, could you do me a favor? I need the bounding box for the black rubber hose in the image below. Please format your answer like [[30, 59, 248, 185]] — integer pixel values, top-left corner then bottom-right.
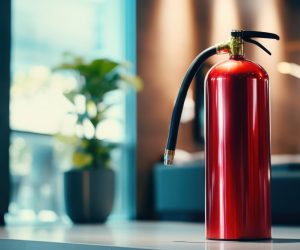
[[165, 46, 217, 153]]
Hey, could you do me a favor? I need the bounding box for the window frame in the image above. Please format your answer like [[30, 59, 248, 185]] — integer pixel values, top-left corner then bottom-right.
[[0, 0, 11, 224]]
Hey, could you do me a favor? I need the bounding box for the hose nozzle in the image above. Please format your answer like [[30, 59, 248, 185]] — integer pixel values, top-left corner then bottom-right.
[[164, 149, 175, 165]]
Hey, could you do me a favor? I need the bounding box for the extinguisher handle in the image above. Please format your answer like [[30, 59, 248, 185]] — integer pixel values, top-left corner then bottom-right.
[[231, 30, 280, 55], [239, 31, 279, 40]]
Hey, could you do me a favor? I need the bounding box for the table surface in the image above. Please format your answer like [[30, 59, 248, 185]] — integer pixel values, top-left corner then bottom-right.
[[1, 221, 300, 250]]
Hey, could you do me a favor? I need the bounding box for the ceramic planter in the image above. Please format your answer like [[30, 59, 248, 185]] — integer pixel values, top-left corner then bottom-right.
[[64, 168, 115, 223]]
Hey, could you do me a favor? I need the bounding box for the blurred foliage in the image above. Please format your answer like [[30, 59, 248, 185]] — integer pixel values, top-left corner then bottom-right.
[[55, 54, 142, 170]]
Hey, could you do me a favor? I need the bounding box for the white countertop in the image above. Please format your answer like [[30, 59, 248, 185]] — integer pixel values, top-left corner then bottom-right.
[[1, 221, 300, 249]]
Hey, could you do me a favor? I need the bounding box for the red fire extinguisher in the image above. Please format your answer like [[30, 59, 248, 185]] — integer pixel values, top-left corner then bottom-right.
[[164, 30, 279, 240]]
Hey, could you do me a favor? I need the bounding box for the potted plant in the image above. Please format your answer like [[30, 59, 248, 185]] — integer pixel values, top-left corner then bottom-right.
[[55, 55, 142, 223]]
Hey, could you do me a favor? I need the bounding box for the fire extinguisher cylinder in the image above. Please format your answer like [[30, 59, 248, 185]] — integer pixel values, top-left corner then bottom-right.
[[164, 30, 279, 240]]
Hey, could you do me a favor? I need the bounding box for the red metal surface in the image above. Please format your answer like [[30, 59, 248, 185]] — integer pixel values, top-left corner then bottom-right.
[[205, 55, 271, 240]]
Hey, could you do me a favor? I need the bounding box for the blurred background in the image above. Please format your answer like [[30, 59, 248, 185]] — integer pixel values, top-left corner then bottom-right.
[[1, 0, 300, 225], [137, 0, 300, 222]]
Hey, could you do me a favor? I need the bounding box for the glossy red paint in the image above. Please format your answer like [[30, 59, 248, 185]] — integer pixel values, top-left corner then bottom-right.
[[205, 55, 271, 240]]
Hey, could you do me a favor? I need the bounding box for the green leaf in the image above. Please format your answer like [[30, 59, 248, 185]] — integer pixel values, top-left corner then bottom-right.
[[93, 59, 119, 78], [72, 151, 93, 168], [54, 134, 80, 146], [64, 90, 78, 104], [121, 74, 143, 91]]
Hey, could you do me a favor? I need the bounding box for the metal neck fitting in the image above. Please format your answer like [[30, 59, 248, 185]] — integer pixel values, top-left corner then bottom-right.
[[230, 36, 244, 56], [216, 36, 244, 56]]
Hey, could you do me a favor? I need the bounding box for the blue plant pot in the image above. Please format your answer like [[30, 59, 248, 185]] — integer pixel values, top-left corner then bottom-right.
[[64, 168, 115, 223]]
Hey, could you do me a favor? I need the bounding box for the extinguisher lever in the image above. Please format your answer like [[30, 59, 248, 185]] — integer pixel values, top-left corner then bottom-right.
[[232, 30, 280, 55], [243, 37, 272, 55]]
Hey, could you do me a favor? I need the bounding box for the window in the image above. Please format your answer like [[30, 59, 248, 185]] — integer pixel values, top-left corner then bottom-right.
[[8, 0, 136, 224]]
